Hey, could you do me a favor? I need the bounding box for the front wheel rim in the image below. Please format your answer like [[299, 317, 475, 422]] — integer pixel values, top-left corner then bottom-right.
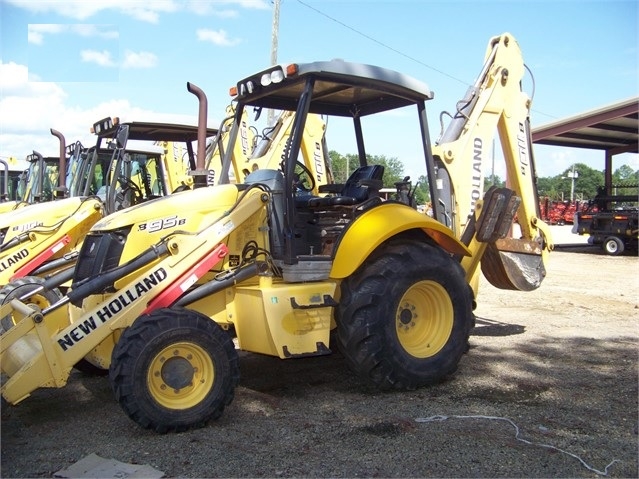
[[147, 341, 214, 409], [395, 280, 454, 358]]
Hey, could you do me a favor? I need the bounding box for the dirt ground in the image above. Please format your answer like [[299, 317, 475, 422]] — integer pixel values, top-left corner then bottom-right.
[[1, 226, 638, 478]]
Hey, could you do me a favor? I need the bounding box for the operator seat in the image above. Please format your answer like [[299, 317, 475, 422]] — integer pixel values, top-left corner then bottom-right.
[[306, 164, 384, 208]]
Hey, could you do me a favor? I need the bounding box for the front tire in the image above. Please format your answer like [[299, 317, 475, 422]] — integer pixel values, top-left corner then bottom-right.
[[336, 239, 473, 390], [109, 307, 240, 433], [603, 236, 624, 256]]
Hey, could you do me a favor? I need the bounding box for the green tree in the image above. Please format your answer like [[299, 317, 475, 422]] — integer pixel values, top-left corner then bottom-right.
[[611, 165, 639, 204], [328, 150, 348, 183], [414, 174, 430, 204], [536, 176, 560, 199], [484, 174, 505, 190], [328, 150, 406, 187], [613, 164, 639, 184], [536, 164, 604, 201], [368, 154, 404, 187], [565, 163, 604, 201]]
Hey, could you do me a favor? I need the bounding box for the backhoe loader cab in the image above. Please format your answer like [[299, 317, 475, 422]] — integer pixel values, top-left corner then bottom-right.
[[19, 152, 60, 204], [0, 127, 77, 214], [0, 158, 28, 204], [1, 34, 551, 434], [88, 119, 220, 207], [0, 159, 67, 217]]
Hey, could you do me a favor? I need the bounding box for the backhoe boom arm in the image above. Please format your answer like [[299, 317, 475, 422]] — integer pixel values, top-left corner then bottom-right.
[[431, 33, 552, 291]]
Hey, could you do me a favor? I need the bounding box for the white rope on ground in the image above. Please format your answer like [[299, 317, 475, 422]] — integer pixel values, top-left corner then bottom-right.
[[414, 414, 620, 476]]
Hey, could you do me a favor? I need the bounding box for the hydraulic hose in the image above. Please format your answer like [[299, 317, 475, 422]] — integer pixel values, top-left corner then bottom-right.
[[43, 265, 75, 290], [32, 252, 78, 276], [175, 262, 260, 307], [0, 233, 30, 253], [67, 242, 170, 307]]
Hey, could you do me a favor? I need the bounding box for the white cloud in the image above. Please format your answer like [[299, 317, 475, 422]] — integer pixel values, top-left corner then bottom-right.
[[190, 6, 238, 19], [0, 62, 67, 121], [0, 60, 206, 161], [72, 24, 119, 39], [80, 50, 117, 67], [6, 0, 177, 22], [122, 50, 158, 69], [196, 28, 241, 47], [8, 0, 269, 23], [185, 0, 269, 17], [9, 0, 102, 20], [212, 9, 239, 18], [28, 30, 44, 45], [28, 24, 66, 44], [226, 0, 269, 9], [28, 24, 118, 45]]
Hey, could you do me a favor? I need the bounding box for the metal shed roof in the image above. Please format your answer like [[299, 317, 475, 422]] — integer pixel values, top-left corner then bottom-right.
[[532, 97, 638, 155], [532, 97, 638, 195]]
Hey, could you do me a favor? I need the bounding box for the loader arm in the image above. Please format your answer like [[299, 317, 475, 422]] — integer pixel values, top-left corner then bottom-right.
[[206, 105, 255, 185], [431, 32, 552, 292]]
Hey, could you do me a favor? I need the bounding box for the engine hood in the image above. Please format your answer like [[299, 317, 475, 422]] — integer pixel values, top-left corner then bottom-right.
[[0, 197, 101, 230], [92, 184, 242, 233]]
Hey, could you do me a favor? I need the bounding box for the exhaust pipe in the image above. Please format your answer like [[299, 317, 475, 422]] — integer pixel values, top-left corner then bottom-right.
[[186, 82, 209, 189], [50, 129, 67, 198], [0, 159, 8, 200]]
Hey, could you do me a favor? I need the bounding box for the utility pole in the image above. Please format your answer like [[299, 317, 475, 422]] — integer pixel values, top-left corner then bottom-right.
[[267, 0, 281, 126], [562, 164, 578, 202]]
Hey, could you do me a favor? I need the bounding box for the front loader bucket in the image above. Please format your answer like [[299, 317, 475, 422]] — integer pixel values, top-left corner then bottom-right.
[[481, 239, 546, 291]]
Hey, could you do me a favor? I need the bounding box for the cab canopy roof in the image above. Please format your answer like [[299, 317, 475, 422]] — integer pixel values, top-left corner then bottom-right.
[[232, 60, 434, 117], [99, 122, 218, 142], [124, 122, 218, 142]]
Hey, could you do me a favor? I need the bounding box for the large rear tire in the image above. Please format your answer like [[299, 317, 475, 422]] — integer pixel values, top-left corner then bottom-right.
[[109, 307, 240, 433], [335, 239, 473, 390], [0, 277, 62, 333]]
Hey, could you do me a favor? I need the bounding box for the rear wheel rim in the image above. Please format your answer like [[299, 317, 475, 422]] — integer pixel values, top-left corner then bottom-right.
[[147, 341, 214, 409], [396, 280, 453, 358]]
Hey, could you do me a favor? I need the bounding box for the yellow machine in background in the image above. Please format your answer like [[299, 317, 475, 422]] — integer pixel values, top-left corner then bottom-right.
[[208, 105, 331, 190], [0, 130, 70, 214], [1, 34, 551, 434], [0, 85, 218, 288], [0, 157, 26, 205]]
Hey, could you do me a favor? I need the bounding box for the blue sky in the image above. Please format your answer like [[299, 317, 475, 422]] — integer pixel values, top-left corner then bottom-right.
[[0, 0, 637, 180]]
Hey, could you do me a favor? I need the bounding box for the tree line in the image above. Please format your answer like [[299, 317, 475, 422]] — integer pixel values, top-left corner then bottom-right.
[[328, 151, 639, 206]]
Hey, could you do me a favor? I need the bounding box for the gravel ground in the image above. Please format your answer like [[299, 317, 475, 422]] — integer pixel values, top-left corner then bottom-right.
[[1, 226, 638, 478]]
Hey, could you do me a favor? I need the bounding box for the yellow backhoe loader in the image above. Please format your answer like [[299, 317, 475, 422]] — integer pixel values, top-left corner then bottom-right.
[[0, 129, 70, 214], [1, 33, 552, 434], [0, 157, 27, 205]]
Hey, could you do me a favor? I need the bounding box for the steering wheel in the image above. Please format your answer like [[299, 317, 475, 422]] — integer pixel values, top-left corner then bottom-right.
[[114, 175, 143, 210], [293, 161, 315, 194]]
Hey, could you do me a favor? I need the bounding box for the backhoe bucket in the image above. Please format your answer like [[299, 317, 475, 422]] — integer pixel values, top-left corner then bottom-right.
[[469, 187, 547, 292], [481, 239, 546, 291]]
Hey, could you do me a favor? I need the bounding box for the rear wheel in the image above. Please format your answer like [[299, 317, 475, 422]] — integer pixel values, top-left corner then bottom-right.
[[336, 239, 473, 390], [109, 307, 240, 433], [0, 277, 61, 333], [603, 236, 624, 256]]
